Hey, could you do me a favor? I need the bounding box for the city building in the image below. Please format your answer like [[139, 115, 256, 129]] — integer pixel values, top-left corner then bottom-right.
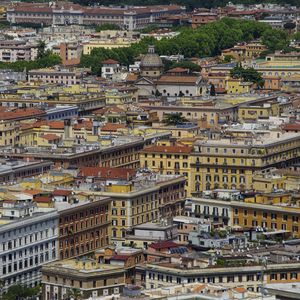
[[28, 67, 88, 86], [0, 40, 38, 62], [57, 197, 111, 260], [0, 207, 59, 293], [188, 193, 300, 237], [90, 171, 186, 245], [7, 2, 185, 30], [42, 258, 125, 299]]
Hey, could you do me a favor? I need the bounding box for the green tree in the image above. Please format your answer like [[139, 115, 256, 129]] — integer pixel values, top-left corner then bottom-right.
[[223, 55, 234, 63], [284, 22, 296, 34], [230, 65, 264, 88], [95, 23, 120, 31], [164, 113, 188, 125], [167, 61, 201, 72], [37, 40, 46, 59], [2, 284, 41, 300], [262, 28, 289, 51], [65, 288, 82, 300]]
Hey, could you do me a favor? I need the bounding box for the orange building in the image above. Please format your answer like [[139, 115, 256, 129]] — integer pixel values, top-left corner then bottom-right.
[[192, 12, 218, 29]]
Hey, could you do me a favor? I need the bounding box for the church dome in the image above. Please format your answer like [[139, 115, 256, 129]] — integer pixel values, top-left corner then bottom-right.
[[140, 45, 163, 68]]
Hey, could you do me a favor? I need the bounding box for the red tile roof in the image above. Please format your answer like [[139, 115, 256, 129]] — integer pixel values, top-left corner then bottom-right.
[[23, 189, 43, 196], [126, 73, 139, 82], [167, 67, 189, 73], [111, 255, 130, 261], [102, 59, 119, 65], [74, 120, 93, 130], [235, 287, 246, 293], [47, 121, 64, 130], [41, 133, 60, 141], [149, 241, 179, 250], [0, 108, 45, 121], [156, 75, 199, 84], [282, 123, 300, 131], [143, 145, 193, 154], [52, 190, 72, 197], [101, 123, 126, 132], [34, 196, 52, 203], [79, 166, 135, 179], [94, 106, 125, 115]]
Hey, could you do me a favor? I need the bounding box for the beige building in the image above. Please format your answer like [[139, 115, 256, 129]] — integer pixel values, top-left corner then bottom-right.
[[28, 68, 88, 85], [42, 258, 125, 299], [0, 40, 38, 62]]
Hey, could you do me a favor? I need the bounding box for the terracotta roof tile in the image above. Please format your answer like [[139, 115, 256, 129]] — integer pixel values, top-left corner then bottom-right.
[[0, 108, 45, 121], [149, 241, 179, 250], [167, 67, 189, 73], [156, 75, 200, 84], [79, 167, 135, 179], [126, 73, 139, 82], [235, 287, 246, 293], [41, 133, 60, 141], [52, 190, 72, 197], [34, 196, 52, 203], [111, 255, 130, 261], [102, 59, 119, 65], [101, 123, 126, 132], [23, 189, 43, 196], [282, 123, 300, 131], [94, 106, 125, 115]]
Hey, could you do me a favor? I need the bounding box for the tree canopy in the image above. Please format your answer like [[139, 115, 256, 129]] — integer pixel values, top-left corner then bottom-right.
[[80, 18, 291, 75], [230, 64, 265, 87], [2, 284, 41, 300], [95, 23, 121, 31], [164, 113, 188, 125], [0, 52, 61, 72]]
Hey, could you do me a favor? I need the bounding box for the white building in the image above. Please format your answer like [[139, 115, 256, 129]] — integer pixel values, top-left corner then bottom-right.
[[101, 59, 120, 80], [0, 206, 59, 293]]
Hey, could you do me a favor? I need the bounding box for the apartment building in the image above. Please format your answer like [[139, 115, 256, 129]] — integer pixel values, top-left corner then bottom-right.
[[28, 68, 87, 85], [90, 172, 186, 245], [191, 131, 300, 192], [141, 131, 300, 195], [0, 206, 58, 293], [42, 258, 125, 299], [137, 261, 300, 291], [0, 159, 52, 183], [57, 198, 111, 260], [0, 108, 46, 147], [6, 2, 185, 30], [189, 196, 300, 237], [0, 40, 38, 62]]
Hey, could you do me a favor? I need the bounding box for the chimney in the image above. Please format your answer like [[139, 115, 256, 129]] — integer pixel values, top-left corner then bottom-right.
[[64, 119, 73, 139]]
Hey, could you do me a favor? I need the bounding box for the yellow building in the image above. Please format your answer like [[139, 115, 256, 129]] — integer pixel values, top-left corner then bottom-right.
[[191, 196, 300, 237], [140, 144, 194, 195], [83, 38, 134, 55], [238, 103, 277, 121], [141, 132, 300, 196], [89, 173, 186, 245], [0, 119, 20, 147], [105, 89, 135, 106], [39, 171, 74, 187], [226, 78, 255, 94], [20, 178, 42, 190]]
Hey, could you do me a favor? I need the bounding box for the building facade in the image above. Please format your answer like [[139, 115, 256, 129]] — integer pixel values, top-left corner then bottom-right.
[[42, 258, 125, 299], [7, 3, 185, 30], [58, 198, 111, 260], [0, 211, 59, 293]]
